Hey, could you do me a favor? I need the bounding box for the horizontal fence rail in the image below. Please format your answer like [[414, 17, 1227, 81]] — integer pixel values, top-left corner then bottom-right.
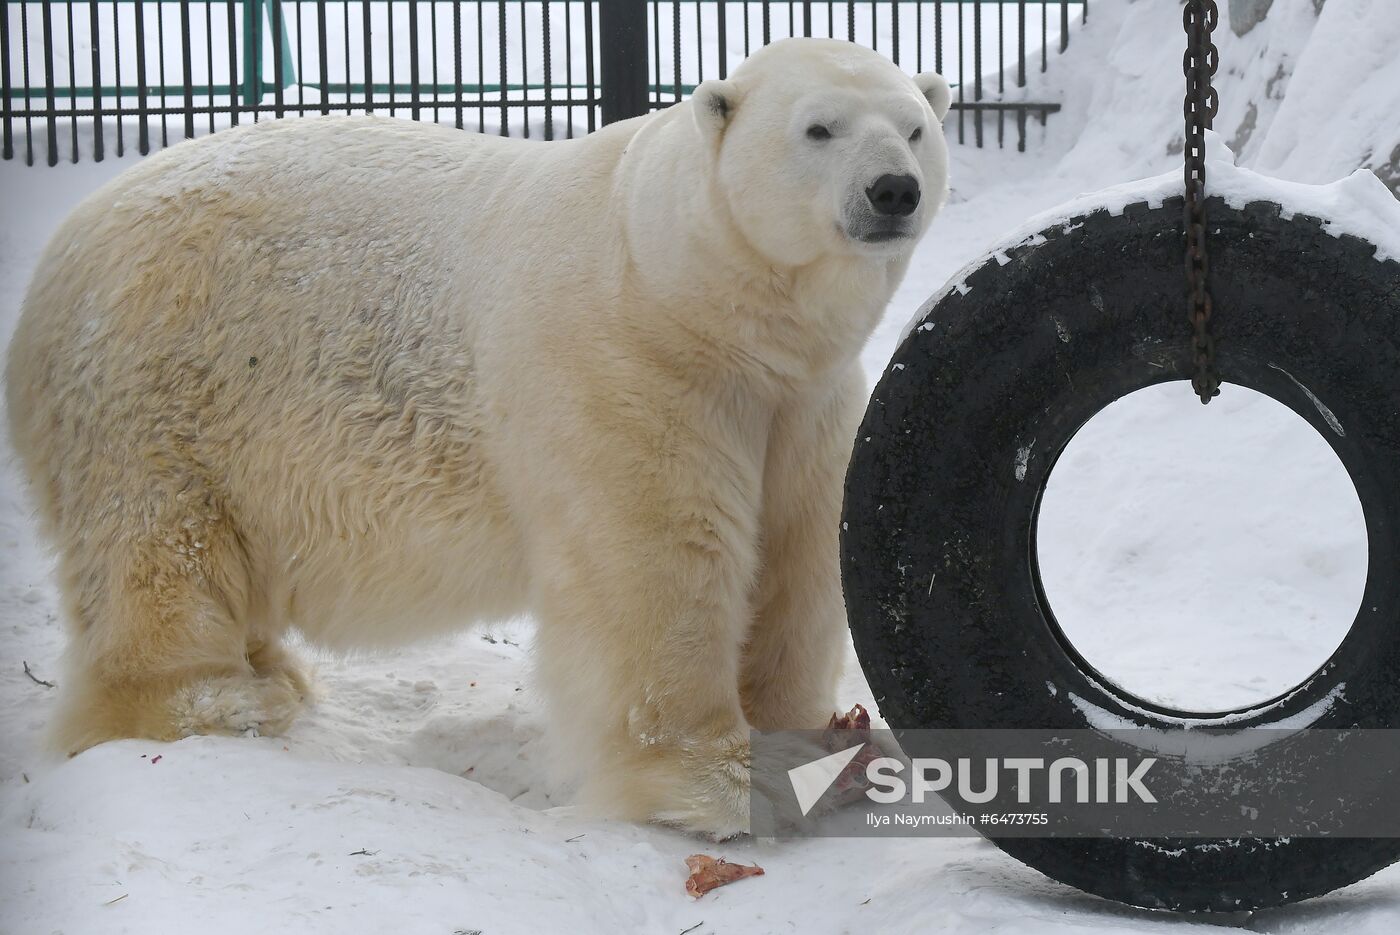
[[2, 1, 1086, 166]]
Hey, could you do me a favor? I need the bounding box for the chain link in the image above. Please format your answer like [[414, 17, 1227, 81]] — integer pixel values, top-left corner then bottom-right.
[[1183, 0, 1221, 404]]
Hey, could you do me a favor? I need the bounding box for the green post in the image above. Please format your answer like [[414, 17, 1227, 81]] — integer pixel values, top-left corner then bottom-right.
[[241, 0, 296, 107], [272, 1, 297, 90], [241, 0, 264, 106]]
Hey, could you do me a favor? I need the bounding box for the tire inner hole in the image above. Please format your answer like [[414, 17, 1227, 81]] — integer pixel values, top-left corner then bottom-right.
[[1034, 381, 1367, 713]]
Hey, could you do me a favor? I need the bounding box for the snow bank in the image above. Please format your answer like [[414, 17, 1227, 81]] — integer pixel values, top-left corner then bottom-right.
[[1037, 0, 1400, 198]]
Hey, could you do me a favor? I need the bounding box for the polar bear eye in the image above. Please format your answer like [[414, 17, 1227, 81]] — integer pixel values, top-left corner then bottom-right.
[[806, 124, 833, 142], [909, 127, 923, 143]]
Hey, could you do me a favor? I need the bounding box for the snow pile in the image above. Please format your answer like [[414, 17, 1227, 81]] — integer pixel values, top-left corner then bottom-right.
[[1035, 0, 1400, 198], [1248, 0, 1400, 195]]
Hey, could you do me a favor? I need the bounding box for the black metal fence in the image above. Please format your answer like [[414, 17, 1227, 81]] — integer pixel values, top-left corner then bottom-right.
[[2, 1, 1086, 166]]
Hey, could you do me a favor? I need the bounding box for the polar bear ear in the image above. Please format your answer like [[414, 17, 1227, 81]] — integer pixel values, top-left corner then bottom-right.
[[914, 71, 952, 122], [692, 78, 740, 142]]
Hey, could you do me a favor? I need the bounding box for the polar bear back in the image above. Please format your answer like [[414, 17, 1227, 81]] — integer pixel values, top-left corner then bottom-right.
[[72, 115, 629, 333], [10, 114, 636, 462], [6, 115, 643, 644]]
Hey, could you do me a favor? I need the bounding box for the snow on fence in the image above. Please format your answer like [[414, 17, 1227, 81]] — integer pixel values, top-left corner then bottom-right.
[[1, 0, 1085, 166]]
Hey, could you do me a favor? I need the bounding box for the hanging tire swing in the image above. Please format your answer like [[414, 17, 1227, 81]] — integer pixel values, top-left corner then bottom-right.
[[840, 0, 1400, 914], [841, 193, 1400, 912]]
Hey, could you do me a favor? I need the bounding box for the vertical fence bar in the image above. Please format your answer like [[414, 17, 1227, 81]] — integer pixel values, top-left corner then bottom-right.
[[40, 0, 57, 165], [934, 0, 942, 74], [283, 1, 296, 105], [226, 0, 239, 125], [201, 2, 211, 132], [272, 0, 286, 117], [565, 0, 574, 136], [525, 1, 534, 133], [341, 0, 349, 116], [408, 0, 421, 120], [997, 0, 1005, 148], [317, 0, 329, 115], [1017, 0, 1026, 88], [387, 0, 397, 116], [1060, 0, 1068, 52], [180, 0, 195, 139], [20, 3, 32, 164], [157, 1, 168, 145], [583, 0, 596, 132], [891, 0, 900, 66], [954, 0, 963, 145], [973, 0, 982, 148], [293, 1, 304, 117], [916, 1, 922, 71], [1040, 0, 1046, 72], [476, 1, 485, 131], [599, 0, 647, 124], [997, 0, 1004, 95], [518, 0, 528, 136], [671, 1, 680, 105], [204, 0, 213, 133], [497, 1, 507, 132], [1017, 0, 1027, 151], [429, 0, 439, 123], [2, 3, 14, 160], [244, 0, 264, 109], [135, 0, 149, 151], [695, 0, 702, 82], [543, 1, 555, 139], [62, 0, 80, 159], [65, 0, 77, 161], [454, 0, 464, 129], [361, 0, 372, 114], [650, 1, 659, 110], [113, 0, 124, 151], [717, 0, 726, 78]]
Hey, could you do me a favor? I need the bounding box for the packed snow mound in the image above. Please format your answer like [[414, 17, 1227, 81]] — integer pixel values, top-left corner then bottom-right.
[[1033, 0, 1400, 199]]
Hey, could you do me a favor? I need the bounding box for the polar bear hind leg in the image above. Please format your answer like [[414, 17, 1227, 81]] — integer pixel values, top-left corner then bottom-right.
[[47, 491, 306, 756]]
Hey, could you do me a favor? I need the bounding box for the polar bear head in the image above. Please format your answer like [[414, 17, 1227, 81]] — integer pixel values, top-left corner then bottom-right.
[[691, 38, 951, 267]]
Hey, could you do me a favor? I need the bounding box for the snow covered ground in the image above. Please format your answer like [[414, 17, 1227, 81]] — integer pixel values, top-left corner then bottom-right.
[[3, 2, 1400, 932]]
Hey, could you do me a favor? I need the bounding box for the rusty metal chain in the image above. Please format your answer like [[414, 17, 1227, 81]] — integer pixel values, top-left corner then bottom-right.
[[1184, 0, 1221, 404]]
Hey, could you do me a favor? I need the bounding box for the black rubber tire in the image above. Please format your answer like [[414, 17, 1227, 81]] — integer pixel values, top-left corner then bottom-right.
[[841, 195, 1400, 912]]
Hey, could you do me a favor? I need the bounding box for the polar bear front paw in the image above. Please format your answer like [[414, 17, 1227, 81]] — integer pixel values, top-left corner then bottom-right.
[[640, 730, 849, 839], [645, 733, 753, 841]]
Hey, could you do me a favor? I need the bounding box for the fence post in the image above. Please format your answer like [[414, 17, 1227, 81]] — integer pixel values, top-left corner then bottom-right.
[[599, 0, 649, 125]]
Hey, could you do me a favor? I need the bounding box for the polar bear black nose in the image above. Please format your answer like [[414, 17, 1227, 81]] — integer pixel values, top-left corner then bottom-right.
[[866, 174, 921, 217]]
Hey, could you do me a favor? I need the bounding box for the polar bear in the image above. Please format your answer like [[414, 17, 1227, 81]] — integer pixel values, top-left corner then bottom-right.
[[6, 38, 950, 836]]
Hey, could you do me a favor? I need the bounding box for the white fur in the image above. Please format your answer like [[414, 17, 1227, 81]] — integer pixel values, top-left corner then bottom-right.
[[5, 38, 949, 837]]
